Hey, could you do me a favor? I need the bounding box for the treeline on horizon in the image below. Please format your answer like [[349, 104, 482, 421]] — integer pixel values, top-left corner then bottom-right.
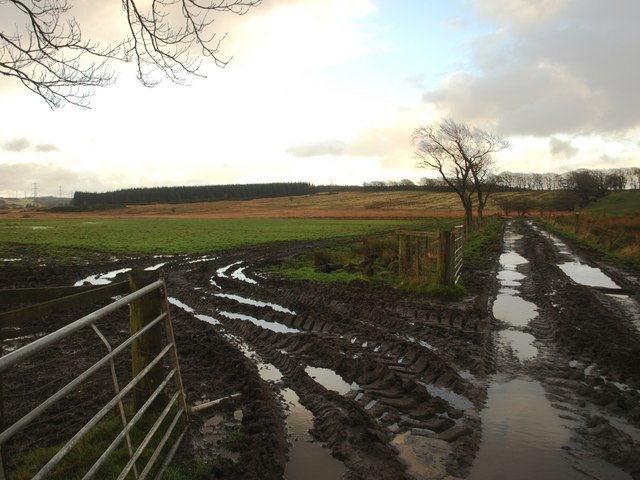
[[69, 167, 639, 208], [71, 182, 322, 208]]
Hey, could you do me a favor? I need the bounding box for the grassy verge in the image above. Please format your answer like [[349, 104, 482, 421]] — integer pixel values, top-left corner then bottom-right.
[[537, 215, 640, 270], [9, 405, 201, 480], [462, 219, 505, 270], [271, 218, 480, 299]]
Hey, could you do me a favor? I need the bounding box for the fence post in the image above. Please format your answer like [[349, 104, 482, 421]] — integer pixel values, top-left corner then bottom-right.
[[439, 230, 453, 285], [398, 233, 408, 276], [129, 271, 165, 412]]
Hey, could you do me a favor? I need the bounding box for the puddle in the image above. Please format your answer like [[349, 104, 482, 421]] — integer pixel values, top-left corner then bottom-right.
[[496, 270, 525, 285], [418, 381, 473, 411], [493, 294, 537, 327], [559, 261, 621, 289], [168, 297, 221, 325], [222, 334, 345, 479], [305, 366, 358, 395], [215, 293, 296, 315], [219, 311, 300, 334], [459, 370, 474, 380], [498, 330, 538, 362], [74, 268, 132, 286], [144, 262, 167, 271], [392, 431, 452, 479], [283, 388, 347, 480], [194, 314, 221, 326], [169, 297, 195, 312], [499, 251, 528, 266], [468, 378, 631, 480], [216, 262, 242, 277], [188, 255, 217, 264], [606, 294, 640, 332], [230, 266, 258, 285], [404, 335, 437, 351], [216, 262, 258, 284]]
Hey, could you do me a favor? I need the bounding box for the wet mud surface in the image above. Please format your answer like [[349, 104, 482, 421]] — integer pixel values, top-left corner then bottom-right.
[[3, 219, 640, 479]]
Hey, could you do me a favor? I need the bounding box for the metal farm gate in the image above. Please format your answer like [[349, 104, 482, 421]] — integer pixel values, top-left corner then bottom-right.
[[0, 271, 187, 480]]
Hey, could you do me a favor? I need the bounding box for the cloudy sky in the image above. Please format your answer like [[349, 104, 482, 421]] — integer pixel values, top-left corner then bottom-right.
[[1, 0, 638, 197]]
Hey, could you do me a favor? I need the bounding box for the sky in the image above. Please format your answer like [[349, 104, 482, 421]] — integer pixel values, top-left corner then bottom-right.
[[1, 0, 639, 197]]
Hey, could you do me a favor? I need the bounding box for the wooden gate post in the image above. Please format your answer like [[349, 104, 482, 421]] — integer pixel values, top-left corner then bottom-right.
[[129, 271, 165, 412], [439, 230, 453, 285]]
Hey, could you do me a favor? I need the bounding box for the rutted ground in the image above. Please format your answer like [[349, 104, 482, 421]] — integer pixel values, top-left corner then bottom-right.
[[3, 219, 640, 479], [161, 240, 492, 480]]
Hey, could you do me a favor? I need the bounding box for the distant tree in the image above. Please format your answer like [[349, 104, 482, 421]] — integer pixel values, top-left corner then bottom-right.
[[564, 169, 606, 203], [1, 0, 261, 108], [412, 119, 509, 224], [604, 169, 627, 190], [631, 168, 640, 189]]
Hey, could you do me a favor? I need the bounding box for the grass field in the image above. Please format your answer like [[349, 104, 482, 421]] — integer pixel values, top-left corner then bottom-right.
[[0, 217, 450, 259], [583, 190, 640, 215], [3, 189, 638, 265]]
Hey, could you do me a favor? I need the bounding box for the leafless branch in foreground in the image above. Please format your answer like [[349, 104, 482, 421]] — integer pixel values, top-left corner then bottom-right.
[[0, 0, 261, 108]]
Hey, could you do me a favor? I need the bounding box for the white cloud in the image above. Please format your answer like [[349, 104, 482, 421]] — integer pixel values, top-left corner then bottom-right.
[[286, 139, 347, 158], [423, 0, 640, 137], [549, 137, 578, 159]]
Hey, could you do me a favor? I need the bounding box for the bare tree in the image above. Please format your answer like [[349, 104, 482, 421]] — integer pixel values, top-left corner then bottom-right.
[[412, 119, 509, 224], [1, 0, 260, 108]]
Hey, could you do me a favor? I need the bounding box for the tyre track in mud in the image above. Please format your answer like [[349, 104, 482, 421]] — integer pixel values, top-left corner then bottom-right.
[[498, 220, 640, 479], [162, 243, 495, 479]]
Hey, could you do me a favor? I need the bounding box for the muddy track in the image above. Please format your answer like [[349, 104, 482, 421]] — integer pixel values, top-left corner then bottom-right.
[[490, 220, 640, 479], [4, 219, 640, 479], [162, 246, 494, 479]]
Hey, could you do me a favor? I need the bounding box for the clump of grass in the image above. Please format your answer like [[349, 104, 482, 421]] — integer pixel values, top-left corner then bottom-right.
[[462, 220, 504, 269], [538, 215, 640, 270], [10, 405, 188, 480], [221, 428, 245, 451]]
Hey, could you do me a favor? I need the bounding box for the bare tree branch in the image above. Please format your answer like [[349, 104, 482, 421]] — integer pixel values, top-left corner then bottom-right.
[[412, 119, 509, 223], [0, 0, 261, 108]]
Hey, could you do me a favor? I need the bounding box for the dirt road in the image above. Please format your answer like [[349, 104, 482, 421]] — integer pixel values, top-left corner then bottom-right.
[[3, 219, 640, 479]]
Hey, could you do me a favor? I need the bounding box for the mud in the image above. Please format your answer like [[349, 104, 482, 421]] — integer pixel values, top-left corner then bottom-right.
[[2, 219, 640, 479]]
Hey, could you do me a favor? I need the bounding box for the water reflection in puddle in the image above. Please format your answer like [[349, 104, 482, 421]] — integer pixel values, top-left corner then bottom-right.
[[305, 366, 358, 395], [215, 293, 296, 314], [74, 267, 132, 286], [216, 262, 258, 284], [419, 381, 473, 411], [559, 261, 620, 289], [496, 270, 525, 285], [283, 388, 347, 480], [168, 297, 221, 325], [500, 251, 528, 266], [493, 294, 537, 327], [224, 336, 345, 479], [468, 378, 630, 480], [219, 311, 300, 334], [498, 330, 537, 362]]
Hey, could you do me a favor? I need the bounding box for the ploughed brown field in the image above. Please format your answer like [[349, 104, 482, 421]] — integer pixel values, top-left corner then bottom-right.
[[3, 191, 496, 219]]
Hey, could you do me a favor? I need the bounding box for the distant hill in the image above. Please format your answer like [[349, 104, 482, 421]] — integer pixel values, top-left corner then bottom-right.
[[584, 190, 640, 215]]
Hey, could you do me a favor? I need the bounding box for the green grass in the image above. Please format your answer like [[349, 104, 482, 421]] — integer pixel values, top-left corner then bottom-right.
[[10, 405, 189, 480], [462, 220, 505, 269], [583, 190, 640, 215], [0, 218, 425, 259], [272, 218, 465, 292]]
